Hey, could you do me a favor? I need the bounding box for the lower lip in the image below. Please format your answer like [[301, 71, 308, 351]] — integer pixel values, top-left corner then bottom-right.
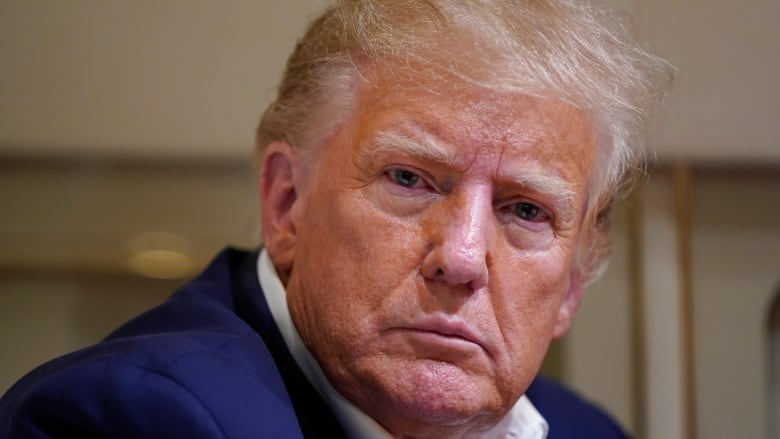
[[397, 328, 483, 353]]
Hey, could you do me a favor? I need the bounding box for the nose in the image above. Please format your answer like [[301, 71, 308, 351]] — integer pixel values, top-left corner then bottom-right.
[[421, 188, 492, 290]]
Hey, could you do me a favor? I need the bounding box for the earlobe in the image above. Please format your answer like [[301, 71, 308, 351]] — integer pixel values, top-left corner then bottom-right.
[[552, 274, 586, 339], [259, 141, 301, 278]]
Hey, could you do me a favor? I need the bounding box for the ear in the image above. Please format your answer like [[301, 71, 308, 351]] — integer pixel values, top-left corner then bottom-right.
[[551, 272, 586, 339], [259, 141, 301, 279]]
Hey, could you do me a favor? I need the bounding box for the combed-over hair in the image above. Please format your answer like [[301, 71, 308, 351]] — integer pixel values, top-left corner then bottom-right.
[[256, 0, 674, 283]]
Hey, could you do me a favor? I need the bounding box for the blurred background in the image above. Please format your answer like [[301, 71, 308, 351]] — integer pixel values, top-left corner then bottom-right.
[[0, 1, 778, 438]]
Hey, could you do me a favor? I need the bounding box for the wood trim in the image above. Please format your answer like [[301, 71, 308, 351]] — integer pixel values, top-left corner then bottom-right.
[[674, 162, 697, 439], [626, 187, 647, 437]]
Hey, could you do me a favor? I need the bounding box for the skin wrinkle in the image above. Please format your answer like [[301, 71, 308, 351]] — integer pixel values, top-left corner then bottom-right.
[[257, 0, 675, 291], [262, 69, 596, 437], [365, 126, 578, 227]]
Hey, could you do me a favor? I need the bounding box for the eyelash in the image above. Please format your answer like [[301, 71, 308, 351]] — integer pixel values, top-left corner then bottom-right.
[[385, 167, 433, 192], [505, 202, 550, 224], [389, 168, 424, 188]]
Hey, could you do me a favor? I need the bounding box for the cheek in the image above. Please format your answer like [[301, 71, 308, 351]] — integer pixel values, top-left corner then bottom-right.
[[294, 185, 425, 310], [323, 198, 424, 275], [289, 189, 433, 373], [492, 250, 574, 345]]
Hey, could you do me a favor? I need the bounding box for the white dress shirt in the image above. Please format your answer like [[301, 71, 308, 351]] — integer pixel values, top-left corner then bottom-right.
[[257, 249, 549, 439]]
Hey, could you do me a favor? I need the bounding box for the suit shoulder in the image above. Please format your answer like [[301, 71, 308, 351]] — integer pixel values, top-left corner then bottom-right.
[[526, 376, 630, 439], [1, 327, 303, 438]]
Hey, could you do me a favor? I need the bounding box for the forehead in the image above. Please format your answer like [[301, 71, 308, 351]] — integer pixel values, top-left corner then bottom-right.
[[349, 72, 597, 183]]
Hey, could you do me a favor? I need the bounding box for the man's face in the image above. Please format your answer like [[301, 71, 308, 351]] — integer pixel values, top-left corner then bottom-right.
[[263, 73, 596, 436]]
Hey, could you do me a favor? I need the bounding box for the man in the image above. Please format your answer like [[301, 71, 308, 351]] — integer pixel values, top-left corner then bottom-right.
[[1, 0, 672, 437]]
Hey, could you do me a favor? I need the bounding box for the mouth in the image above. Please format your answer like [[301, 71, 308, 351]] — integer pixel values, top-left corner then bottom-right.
[[394, 314, 487, 352]]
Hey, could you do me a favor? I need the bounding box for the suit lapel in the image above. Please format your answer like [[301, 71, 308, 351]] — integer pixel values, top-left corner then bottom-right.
[[229, 249, 348, 438]]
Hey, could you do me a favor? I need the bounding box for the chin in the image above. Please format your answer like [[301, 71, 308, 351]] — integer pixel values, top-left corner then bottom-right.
[[363, 358, 507, 433]]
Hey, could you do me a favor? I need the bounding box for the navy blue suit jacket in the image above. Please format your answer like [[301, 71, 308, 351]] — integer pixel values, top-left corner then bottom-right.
[[1, 248, 628, 438]]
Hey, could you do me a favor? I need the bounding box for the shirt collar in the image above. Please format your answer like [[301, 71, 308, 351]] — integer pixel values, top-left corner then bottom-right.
[[257, 249, 548, 439]]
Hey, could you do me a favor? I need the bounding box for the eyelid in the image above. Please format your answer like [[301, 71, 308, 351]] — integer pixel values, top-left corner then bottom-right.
[[384, 165, 439, 191], [500, 198, 555, 225], [516, 201, 551, 223]]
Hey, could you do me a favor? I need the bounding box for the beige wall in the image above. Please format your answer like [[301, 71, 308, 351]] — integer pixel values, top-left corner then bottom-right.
[[0, 274, 175, 393], [1, 0, 778, 162], [0, 159, 261, 393], [560, 168, 780, 438], [565, 206, 634, 431], [691, 170, 780, 439], [0, 0, 324, 160]]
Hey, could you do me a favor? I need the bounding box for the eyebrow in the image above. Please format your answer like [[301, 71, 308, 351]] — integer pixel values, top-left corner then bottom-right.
[[365, 128, 580, 223], [364, 129, 457, 165]]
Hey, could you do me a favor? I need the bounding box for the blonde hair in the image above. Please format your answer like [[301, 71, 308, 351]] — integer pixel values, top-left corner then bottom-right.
[[257, 0, 674, 282]]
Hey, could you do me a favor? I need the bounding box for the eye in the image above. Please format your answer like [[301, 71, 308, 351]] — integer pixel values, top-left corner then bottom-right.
[[389, 168, 422, 188], [511, 201, 549, 223]]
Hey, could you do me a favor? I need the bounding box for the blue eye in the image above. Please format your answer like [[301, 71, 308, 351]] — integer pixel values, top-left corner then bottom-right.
[[513, 202, 547, 222], [390, 169, 421, 188]]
